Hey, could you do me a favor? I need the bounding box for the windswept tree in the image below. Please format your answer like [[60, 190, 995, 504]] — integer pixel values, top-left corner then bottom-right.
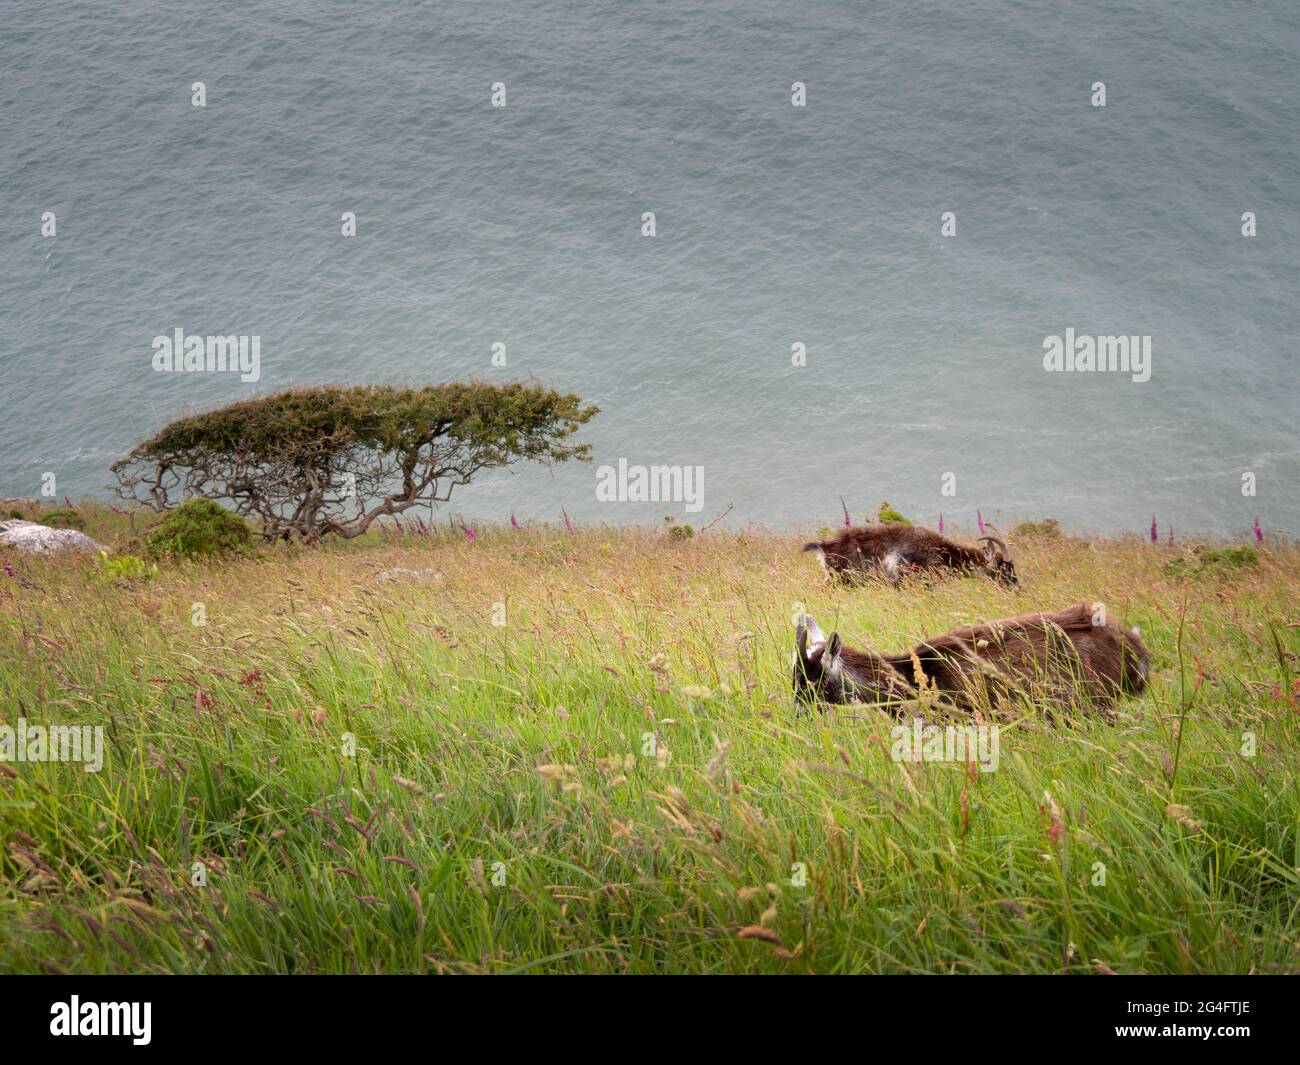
[[112, 381, 598, 540]]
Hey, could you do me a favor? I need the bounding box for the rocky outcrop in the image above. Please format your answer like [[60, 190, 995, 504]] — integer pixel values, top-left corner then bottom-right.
[[0, 520, 105, 554]]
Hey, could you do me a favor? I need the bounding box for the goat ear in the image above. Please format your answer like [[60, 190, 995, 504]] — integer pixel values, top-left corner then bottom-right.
[[826, 632, 842, 662], [796, 614, 826, 657]]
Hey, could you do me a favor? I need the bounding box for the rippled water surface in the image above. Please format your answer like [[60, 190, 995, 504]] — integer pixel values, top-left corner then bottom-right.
[[1, 1, 1296, 535]]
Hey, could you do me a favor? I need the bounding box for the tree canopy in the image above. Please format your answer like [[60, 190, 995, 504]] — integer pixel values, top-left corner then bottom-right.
[[111, 381, 598, 539]]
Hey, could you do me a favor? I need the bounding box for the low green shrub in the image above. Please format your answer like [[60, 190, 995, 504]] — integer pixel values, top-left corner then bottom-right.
[[97, 551, 158, 582], [145, 499, 253, 561], [38, 507, 86, 530], [876, 501, 911, 525], [1165, 544, 1259, 576], [1011, 517, 1062, 540]]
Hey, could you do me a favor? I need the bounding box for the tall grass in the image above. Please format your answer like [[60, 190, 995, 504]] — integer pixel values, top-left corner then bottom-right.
[[1, 514, 1296, 973]]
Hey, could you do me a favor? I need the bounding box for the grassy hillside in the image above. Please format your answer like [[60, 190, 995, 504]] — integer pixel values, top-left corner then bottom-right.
[[1, 508, 1296, 973]]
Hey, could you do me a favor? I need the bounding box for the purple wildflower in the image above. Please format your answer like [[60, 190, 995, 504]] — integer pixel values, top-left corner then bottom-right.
[[839, 495, 851, 527], [463, 525, 476, 542], [562, 509, 575, 534], [977, 510, 985, 535], [510, 512, 521, 530], [1150, 515, 1158, 544], [3, 558, 13, 579], [1254, 516, 1263, 542], [938, 513, 944, 534]]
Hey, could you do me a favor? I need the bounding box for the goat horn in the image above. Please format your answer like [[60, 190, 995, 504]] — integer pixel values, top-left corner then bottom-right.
[[977, 534, 1010, 557]]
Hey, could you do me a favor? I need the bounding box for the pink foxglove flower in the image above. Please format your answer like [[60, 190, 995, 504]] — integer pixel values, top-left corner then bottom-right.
[[1150, 515, 1158, 544], [840, 495, 851, 527], [3, 558, 13, 579], [938, 513, 944, 534], [562, 509, 575, 534], [1254, 516, 1263, 542], [977, 510, 985, 535], [463, 525, 476, 541], [510, 512, 521, 530]]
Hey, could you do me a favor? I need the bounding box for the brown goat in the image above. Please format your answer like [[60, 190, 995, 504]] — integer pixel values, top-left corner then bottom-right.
[[803, 525, 1018, 587], [793, 602, 1149, 719]]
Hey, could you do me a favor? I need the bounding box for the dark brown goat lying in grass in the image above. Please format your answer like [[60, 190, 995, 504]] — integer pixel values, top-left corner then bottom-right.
[[792, 602, 1150, 719], [803, 524, 1019, 587]]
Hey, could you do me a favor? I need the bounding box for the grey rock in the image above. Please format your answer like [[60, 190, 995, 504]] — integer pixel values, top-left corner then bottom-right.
[[0, 519, 106, 554]]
